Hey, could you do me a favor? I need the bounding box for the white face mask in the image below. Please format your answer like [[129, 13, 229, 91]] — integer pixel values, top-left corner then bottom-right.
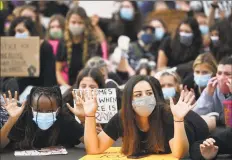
[[132, 95, 156, 117], [15, 32, 29, 38], [69, 24, 84, 36]]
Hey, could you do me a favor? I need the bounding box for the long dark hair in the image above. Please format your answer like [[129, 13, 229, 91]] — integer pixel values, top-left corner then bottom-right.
[[19, 5, 44, 38], [8, 16, 39, 36], [14, 86, 63, 149], [209, 19, 232, 62], [121, 75, 170, 156], [171, 17, 202, 62], [62, 67, 105, 106]]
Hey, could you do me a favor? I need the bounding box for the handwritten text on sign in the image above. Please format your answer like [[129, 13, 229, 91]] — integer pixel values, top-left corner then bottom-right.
[[73, 88, 118, 123], [0, 37, 40, 77]]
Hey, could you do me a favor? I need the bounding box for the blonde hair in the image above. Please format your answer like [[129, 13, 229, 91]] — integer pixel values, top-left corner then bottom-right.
[[193, 53, 217, 76], [64, 7, 97, 66]]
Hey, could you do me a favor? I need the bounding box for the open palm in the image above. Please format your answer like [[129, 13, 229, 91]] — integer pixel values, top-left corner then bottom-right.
[[81, 90, 98, 116], [67, 91, 85, 118], [170, 90, 196, 121], [67, 90, 98, 117], [3, 91, 25, 119]]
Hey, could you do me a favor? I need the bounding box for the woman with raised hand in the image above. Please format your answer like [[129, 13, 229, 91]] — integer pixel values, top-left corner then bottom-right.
[[67, 75, 209, 158], [0, 87, 84, 150]]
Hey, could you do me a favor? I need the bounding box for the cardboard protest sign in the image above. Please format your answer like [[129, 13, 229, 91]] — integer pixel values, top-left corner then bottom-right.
[[146, 10, 187, 37], [80, 147, 178, 160], [1, 37, 40, 77], [73, 88, 118, 124]]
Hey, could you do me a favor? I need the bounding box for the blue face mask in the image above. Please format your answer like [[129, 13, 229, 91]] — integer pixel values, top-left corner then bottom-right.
[[15, 32, 29, 38], [194, 73, 212, 87], [154, 27, 165, 41], [179, 32, 193, 46], [199, 25, 209, 35], [162, 87, 176, 100], [141, 33, 154, 45], [32, 109, 58, 130], [120, 8, 134, 21]]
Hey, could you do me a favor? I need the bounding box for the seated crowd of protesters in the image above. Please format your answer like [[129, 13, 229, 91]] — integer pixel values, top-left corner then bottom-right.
[[0, 1, 232, 159]]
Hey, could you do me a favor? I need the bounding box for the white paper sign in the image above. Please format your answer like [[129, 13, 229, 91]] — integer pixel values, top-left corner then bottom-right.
[[203, 1, 232, 19], [14, 146, 68, 156], [73, 88, 118, 124]]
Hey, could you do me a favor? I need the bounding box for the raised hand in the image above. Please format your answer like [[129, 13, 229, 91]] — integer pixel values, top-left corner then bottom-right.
[[170, 90, 196, 121], [91, 14, 99, 26], [66, 91, 85, 121], [206, 77, 218, 96], [67, 89, 98, 117], [200, 138, 218, 160], [3, 91, 25, 120]]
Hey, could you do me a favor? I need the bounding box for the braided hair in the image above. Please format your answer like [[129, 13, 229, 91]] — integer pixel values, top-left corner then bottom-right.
[[64, 7, 97, 66], [14, 86, 63, 150]]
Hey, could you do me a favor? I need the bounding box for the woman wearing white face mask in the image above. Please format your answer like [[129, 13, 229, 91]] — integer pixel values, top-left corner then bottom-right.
[[8, 17, 57, 94], [0, 87, 84, 149], [56, 7, 102, 87], [70, 75, 209, 158]]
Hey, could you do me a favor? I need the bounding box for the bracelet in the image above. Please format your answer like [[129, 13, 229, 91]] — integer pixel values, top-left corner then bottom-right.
[[85, 115, 95, 118], [211, 3, 219, 9], [174, 120, 184, 122]]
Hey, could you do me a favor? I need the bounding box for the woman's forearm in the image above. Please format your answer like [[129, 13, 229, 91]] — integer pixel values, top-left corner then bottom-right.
[[171, 121, 189, 158], [0, 117, 17, 149], [84, 117, 100, 154]]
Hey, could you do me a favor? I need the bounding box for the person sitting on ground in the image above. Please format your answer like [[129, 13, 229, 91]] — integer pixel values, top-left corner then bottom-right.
[[193, 55, 232, 125], [183, 53, 217, 100], [0, 87, 84, 150], [68, 75, 209, 158]]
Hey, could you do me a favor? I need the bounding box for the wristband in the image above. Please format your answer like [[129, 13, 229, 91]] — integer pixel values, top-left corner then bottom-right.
[[211, 3, 219, 9], [85, 115, 95, 118], [174, 120, 184, 122]]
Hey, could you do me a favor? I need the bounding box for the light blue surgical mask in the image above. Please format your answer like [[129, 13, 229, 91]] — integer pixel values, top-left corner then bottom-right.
[[15, 32, 29, 38], [199, 25, 209, 35], [154, 27, 165, 41], [32, 109, 58, 130], [194, 73, 212, 87], [162, 87, 176, 100], [120, 8, 134, 21]]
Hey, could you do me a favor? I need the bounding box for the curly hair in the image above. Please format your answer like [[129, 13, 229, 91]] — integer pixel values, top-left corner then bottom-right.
[[64, 7, 97, 66]]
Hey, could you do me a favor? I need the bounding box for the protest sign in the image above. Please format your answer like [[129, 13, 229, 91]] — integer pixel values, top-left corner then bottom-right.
[[80, 147, 178, 160], [146, 10, 187, 37], [14, 146, 67, 156], [203, 1, 232, 19], [1, 37, 40, 77], [73, 88, 118, 124]]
